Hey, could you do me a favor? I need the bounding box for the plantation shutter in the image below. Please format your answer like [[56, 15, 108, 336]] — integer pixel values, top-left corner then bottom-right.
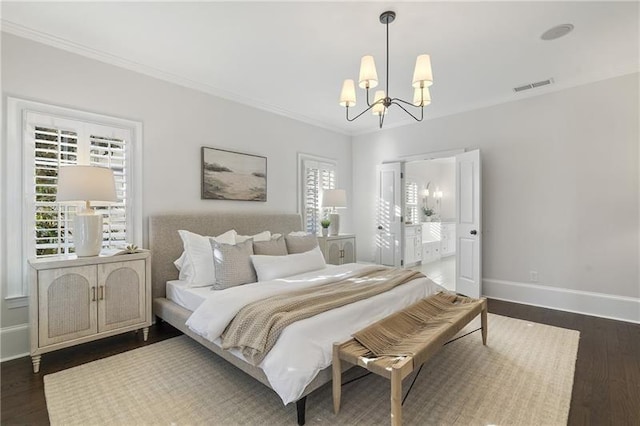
[[405, 181, 419, 224], [26, 112, 132, 258], [89, 134, 127, 247], [33, 124, 79, 256], [303, 159, 336, 234]]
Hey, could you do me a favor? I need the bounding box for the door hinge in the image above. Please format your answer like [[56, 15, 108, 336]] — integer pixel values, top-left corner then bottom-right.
[[401, 260, 404, 266], [400, 172, 404, 179], [400, 216, 404, 223]]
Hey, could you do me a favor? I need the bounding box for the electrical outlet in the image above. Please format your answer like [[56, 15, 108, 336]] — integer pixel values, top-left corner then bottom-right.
[[530, 270, 539, 282]]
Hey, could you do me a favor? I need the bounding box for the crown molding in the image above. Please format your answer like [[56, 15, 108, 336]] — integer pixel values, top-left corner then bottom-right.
[[0, 20, 351, 136]]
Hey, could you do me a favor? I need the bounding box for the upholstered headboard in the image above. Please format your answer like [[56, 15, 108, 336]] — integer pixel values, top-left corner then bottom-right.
[[148, 212, 303, 302]]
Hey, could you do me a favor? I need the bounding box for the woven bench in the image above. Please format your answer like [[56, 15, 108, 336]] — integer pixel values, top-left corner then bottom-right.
[[332, 292, 487, 426]]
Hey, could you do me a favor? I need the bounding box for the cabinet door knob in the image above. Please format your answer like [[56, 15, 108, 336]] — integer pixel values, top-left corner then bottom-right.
[[377, 225, 383, 230], [91, 287, 96, 302], [99, 285, 105, 300], [470, 230, 478, 235]]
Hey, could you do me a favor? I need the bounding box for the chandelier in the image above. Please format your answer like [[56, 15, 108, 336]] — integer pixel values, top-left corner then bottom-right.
[[339, 11, 433, 129]]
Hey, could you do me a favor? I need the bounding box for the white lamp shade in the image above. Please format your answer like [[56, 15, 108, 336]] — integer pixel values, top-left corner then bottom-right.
[[358, 55, 379, 89], [321, 189, 347, 208], [412, 54, 434, 88], [339, 79, 357, 107], [413, 87, 432, 107], [57, 165, 118, 203], [372, 90, 386, 115]]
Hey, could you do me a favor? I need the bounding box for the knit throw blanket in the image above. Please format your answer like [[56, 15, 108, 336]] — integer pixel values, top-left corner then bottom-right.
[[352, 292, 482, 366], [221, 266, 425, 364]]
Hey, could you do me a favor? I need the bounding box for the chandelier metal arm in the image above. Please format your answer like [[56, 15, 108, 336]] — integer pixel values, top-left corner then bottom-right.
[[345, 99, 385, 122], [365, 87, 373, 107], [389, 99, 425, 122]]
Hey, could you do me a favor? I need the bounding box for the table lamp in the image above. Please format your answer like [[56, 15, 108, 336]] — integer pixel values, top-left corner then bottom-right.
[[321, 189, 347, 236], [56, 165, 118, 257]]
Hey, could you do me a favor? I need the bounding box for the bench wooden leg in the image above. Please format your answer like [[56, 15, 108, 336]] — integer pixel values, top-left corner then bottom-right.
[[391, 367, 402, 426], [332, 343, 342, 414], [481, 300, 488, 345]]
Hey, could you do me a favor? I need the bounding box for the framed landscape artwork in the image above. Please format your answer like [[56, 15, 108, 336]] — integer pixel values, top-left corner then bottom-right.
[[201, 147, 267, 201]]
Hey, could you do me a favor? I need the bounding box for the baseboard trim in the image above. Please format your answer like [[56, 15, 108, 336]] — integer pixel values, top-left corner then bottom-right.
[[0, 324, 29, 362], [483, 278, 640, 324]]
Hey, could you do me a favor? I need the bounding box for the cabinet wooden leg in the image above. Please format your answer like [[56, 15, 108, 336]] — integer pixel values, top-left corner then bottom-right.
[[142, 327, 149, 341], [32, 355, 41, 373]]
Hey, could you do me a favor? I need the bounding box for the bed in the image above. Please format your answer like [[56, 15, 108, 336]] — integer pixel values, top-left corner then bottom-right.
[[149, 212, 443, 425]]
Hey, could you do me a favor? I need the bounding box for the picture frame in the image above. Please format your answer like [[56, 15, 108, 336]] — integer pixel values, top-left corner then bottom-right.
[[201, 147, 267, 201]]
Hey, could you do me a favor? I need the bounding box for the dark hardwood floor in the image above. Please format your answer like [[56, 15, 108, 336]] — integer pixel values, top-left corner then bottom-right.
[[2, 300, 639, 425]]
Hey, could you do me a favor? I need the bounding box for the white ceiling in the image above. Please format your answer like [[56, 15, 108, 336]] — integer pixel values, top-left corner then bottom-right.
[[2, 1, 638, 135]]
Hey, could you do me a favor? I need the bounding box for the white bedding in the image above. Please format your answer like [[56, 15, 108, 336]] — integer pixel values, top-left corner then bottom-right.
[[185, 263, 444, 405], [166, 280, 211, 312]]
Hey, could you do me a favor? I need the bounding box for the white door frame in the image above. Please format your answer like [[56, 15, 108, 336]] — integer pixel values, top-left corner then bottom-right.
[[382, 148, 481, 296], [375, 162, 404, 267]]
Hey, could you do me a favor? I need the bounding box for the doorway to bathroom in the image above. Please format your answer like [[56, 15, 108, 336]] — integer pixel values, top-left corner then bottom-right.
[[375, 149, 481, 297], [405, 157, 456, 290]]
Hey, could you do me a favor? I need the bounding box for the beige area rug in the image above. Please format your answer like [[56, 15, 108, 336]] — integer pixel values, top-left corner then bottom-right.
[[45, 314, 579, 425]]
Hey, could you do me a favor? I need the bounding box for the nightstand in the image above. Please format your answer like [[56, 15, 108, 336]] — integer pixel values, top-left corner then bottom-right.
[[318, 234, 356, 265], [28, 251, 151, 373]]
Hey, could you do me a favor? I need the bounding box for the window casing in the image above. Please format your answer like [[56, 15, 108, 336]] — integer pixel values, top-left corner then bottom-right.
[[5, 98, 143, 302], [298, 154, 337, 234]]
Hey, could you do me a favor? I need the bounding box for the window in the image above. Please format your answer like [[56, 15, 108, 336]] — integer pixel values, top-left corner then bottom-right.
[[405, 181, 419, 224], [298, 154, 337, 234], [5, 98, 142, 302], [29, 113, 129, 256]]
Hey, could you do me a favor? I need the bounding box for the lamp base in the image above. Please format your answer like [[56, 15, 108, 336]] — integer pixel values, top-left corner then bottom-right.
[[328, 213, 340, 236], [73, 213, 103, 257]]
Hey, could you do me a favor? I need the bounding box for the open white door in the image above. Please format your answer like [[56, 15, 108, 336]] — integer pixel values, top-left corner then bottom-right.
[[455, 150, 482, 298], [376, 163, 404, 267]]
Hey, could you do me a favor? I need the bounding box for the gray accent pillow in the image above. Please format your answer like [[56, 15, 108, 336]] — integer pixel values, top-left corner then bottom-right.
[[253, 236, 288, 256], [285, 234, 319, 254], [210, 239, 257, 290]]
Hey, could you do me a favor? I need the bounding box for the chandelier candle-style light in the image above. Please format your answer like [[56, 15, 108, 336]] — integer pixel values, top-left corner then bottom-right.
[[339, 11, 433, 128]]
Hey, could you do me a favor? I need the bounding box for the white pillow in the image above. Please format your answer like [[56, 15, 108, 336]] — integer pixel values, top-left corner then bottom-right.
[[250, 246, 326, 282], [178, 229, 237, 287], [235, 230, 271, 243], [174, 252, 186, 271]]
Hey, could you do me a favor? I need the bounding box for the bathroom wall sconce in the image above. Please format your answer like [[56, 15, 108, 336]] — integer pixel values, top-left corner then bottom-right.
[[421, 182, 431, 198]]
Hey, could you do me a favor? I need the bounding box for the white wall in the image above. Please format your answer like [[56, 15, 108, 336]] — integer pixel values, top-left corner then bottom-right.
[[0, 34, 352, 359], [353, 73, 639, 320]]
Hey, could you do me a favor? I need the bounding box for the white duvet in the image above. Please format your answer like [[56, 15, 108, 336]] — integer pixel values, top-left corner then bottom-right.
[[186, 263, 443, 405]]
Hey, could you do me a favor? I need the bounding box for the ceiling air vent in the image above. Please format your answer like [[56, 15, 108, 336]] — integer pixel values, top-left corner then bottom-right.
[[513, 78, 553, 93]]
